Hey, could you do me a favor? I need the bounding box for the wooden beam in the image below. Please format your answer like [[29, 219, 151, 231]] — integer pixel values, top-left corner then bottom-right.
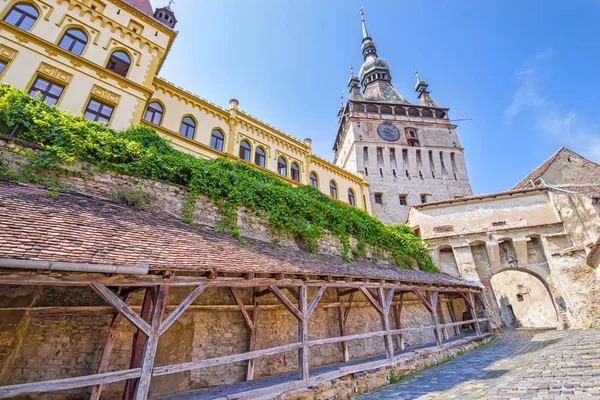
[[306, 286, 327, 318], [378, 287, 394, 359], [133, 285, 169, 400], [392, 293, 404, 351], [477, 292, 493, 332], [298, 285, 309, 383], [359, 287, 383, 315], [246, 289, 259, 381], [384, 288, 395, 314], [268, 285, 303, 321], [285, 287, 299, 300], [437, 293, 449, 341], [229, 287, 253, 331], [90, 292, 133, 400], [0, 369, 142, 399], [336, 289, 350, 362], [469, 292, 482, 336], [338, 288, 359, 297], [413, 290, 434, 313], [152, 342, 303, 377], [90, 283, 151, 336], [159, 285, 206, 336], [124, 287, 154, 400], [431, 291, 442, 346]]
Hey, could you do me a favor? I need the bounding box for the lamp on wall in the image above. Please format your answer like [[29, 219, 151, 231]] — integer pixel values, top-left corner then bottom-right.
[[507, 256, 518, 268]]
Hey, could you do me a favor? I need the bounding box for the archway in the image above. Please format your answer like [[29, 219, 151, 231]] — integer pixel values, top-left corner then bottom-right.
[[490, 268, 559, 328]]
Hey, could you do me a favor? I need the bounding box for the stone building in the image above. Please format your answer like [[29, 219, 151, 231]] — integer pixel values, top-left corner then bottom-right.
[[407, 147, 600, 329], [0, 0, 371, 211], [333, 10, 473, 224]]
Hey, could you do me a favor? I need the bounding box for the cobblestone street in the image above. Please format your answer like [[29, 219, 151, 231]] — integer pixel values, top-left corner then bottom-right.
[[357, 329, 600, 399]]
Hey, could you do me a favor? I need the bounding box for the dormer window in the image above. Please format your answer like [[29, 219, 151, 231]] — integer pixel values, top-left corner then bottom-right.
[[406, 128, 420, 147]]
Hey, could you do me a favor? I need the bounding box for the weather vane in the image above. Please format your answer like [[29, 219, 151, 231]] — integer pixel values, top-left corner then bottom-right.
[[168, 0, 175, 7]]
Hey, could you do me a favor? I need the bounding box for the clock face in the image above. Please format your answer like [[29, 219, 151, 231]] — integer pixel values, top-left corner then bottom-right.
[[377, 123, 400, 142]]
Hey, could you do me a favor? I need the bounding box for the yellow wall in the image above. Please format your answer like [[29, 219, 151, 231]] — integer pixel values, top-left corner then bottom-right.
[[0, 0, 371, 212]]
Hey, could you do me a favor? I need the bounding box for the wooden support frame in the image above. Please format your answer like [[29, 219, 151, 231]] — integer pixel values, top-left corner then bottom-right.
[[460, 292, 481, 336], [0, 270, 487, 400], [392, 293, 405, 350]]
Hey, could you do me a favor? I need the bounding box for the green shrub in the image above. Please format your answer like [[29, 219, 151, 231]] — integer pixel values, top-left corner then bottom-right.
[[0, 84, 437, 272]]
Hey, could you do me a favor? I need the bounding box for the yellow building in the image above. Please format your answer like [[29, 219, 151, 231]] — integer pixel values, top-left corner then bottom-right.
[[0, 0, 371, 212]]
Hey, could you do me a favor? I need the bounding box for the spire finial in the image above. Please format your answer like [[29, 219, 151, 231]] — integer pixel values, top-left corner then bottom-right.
[[415, 70, 420, 83], [340, 93, 344, 107], [360, 6, 369, 39], [350, 65, 354, 76]]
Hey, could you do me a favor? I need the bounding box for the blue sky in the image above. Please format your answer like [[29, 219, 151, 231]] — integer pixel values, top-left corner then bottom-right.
[[158, 0, 600, 194]]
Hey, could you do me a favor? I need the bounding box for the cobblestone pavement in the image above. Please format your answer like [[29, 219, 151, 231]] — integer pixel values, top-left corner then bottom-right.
[[357, 329, 600, 399]]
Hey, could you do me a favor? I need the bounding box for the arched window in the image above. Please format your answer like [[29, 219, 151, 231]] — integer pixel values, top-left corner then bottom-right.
[[277, 157, 287, 177], [179, 116, 196, 139], [254, 147, 265, 167], [290, 162, 300, 182], [348, 189, 356, 206], [58, 28, 88, 55], [106, 50, 131, 77], [239, 140, 251, 161], [309, 172, 318, 188], [3, 2, 38, 31], [329, 181, 338, 199], [143, 101, 163, 125], [210, 129, 224, 151]]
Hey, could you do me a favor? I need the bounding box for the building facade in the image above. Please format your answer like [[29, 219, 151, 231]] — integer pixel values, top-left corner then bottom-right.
[[333, 10, 472, 224], [0, 0, 371, 212], [407, 148, 600, 329]]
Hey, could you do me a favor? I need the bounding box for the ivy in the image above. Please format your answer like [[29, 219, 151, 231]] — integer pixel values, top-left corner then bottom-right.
[[0, 84, 438, 272]]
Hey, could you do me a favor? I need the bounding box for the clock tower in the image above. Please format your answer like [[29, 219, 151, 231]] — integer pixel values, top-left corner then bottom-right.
[[333, 9, 473, 224]]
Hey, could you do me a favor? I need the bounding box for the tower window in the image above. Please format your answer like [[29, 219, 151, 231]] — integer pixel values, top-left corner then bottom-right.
[[28, 77, 64, 106], [374, 193, 383, 204], [3, 2, 39, 31], [239, 140, 251, 162], [58, 28, 88, 56], [399, 195, 408, 206], [420, 194, 428, 204]]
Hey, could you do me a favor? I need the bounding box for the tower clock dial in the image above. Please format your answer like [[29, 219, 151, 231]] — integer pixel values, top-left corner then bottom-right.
[[377, 123, 400, 141]]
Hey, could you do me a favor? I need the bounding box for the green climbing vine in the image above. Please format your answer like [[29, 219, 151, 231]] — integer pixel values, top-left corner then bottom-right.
[[0, 84, 437, 272]]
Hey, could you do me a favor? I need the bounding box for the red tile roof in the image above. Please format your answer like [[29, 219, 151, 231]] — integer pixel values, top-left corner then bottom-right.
[[0, 181, 471, 287], [122, 0, 154, 16]]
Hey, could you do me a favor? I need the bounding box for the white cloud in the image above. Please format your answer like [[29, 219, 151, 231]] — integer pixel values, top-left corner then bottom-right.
[[504, 51, 600, 162]]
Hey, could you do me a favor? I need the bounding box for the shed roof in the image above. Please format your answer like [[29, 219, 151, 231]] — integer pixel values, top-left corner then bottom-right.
[[0, 181, 472, 288]]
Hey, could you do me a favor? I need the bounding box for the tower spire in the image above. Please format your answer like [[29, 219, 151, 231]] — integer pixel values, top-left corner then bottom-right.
[[415, 70, 439, 107], [360, 7, 369, 39]]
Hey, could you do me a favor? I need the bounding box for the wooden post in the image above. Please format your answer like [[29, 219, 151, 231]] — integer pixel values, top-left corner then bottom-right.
[[446, 298, 460, 337], [298, 285, 309, 383], [246, 289, 259, 380], [124, 287, 154, 400], [437, 294, 449, 341], [90, 293, 133, 400], [336, 289, 350, 362], [467, 292, 481, 336], [476, 292, 492, 332], [431, 291, 442, 346], [392, 293, 404, 351], [133, 284, 169, 400], [378, 287, 394, 359]]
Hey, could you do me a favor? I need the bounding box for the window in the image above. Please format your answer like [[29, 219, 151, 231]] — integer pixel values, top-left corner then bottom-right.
[[309, 172, 318, 188], [179, 116, 196, 139], [348, 189, 356, 206], [58, 28, 88, 55], [106, 50, 131, 77], [374, 193, 383, 204], [254, 147, 265, 167], [290, 162, 300, 182], [239, 140, 251, 161], [329, 181, 338, 199], [143, 101, 163, 125], [0, 60, 6, 75], [84, 98, 114, 124], [28, 77, 64, 106], [399, 195, 407, 206], [277, 157, 287, 177], [210, 129, 224, 151], [516, 293, 524, 302], [420, 194, 428, 204], [3, 3, 38, 31]]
